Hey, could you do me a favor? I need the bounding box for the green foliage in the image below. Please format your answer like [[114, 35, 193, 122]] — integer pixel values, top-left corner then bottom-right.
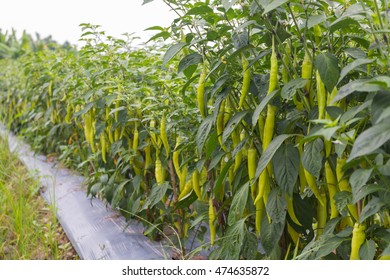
[[1, 0, 390, 260]]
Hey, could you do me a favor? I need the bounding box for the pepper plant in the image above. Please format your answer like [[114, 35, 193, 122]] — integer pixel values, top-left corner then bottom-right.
[[1, 0, 389, 259]]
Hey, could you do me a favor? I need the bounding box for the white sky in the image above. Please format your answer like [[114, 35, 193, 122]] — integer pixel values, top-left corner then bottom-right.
[[0, 0, 175, 45]]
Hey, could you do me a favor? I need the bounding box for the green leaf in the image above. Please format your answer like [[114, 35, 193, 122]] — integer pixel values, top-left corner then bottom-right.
[[340, 100, 371, 124], [217, 218, 246, 259], [266, 187, 287, 224], [228, 182, 250, 225], [176, 191, 198, 209], [162, 42, 187, 66], [348, 121, 390, 161], [272, 143, 300, 196], [254, 134, 294, 181], [251, 90, 279, 127], [305, 124, 340, 142], [371, 90, 390, 125], [359, 197, 385, 223], [222, 0, 239, 11], [334, 191, 353, 213], [196, 115, 214, 155], [331, 79, 384, 104], [338, 58, 375, 84], [302, 139, 324, 179], [142, 182, 169, 210], [352, 184, 389, 204], [307, 14, 326, 29], [281, 78, 307, 100], [260, 215, 284, 255], [359, 240, 376, 260], [111, 180, 129, 208], [349, 168, 372, 202], [205, 130, 218, 159], [296, 234, 344, 260], [214, 159, 234, 198], [178, 53, 202, 73], [208, 151, 226, 171], [262, 0, 289, 15], [222, 111, 248, 144], [187, 5, 213, 15], [142, 0, 154, 4], [315, 53, 340, 92], [74, 102, 94, 117]]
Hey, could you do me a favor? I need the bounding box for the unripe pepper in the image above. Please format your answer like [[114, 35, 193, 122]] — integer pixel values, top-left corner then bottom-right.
[[336, 157, 359, 221], [155, 158, 164, 185], [197, 63, 207, 118], [350, 222, 366, 260], [325, 161, 338, 219], [238, 54, 251, 109], [209, 198, 216, 246], [160, 111, 170, 155], [247, 145, 257, 199]]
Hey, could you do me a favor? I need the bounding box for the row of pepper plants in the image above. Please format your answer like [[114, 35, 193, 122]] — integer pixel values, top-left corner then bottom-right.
[[1, 0, 389, 259]]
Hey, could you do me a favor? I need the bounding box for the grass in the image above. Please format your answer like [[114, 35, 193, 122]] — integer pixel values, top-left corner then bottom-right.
[[0, 137, 78, 260]]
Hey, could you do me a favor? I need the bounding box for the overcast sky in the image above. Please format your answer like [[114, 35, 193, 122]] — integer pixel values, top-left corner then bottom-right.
[[0, 0, 175, 45]]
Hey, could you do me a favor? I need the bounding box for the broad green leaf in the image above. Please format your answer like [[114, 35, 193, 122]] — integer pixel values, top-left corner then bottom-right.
[[222, 0, 239, 11], [205, 130, 218, 159], [329, 18, 361, 33], [147, 31, 170, 43], [337, 58, 375, 84], [302, 139, 324, 179], [251, 90, 279, 127], [352, 184, 389, 204], [111, 181, 128, 208], [142, 0, 154, 4], [359, 197, 385, 223], [334, 191, 352, 213], [266, 188, 287, 223], [292, 194, 315, 233], [315, 53, 340, 92], [307, 14, 326, 29], [359, 240, 376, 260], [378, 159, 390, 176], [296, 234, 344, 260], [262, 0, 289, 15], [332, 79, 385, 104], [196, 115, 214, 155], [340, 100, 371, 124], [371, 90, 390, 125], [217, 218, 246, 259], [187, 5, 213, 15], [242, 231, 258, 259], [142, 182, 169, 210], [281, 78, 307, 100], [208, 151, 226, 171], [348, 121, 390, 161], [74, 102, 94, 117], [260, 215, 284, 255], [162, 42, 187, 66], [304, 124, 340, 142], [228, 182, 250, 225], [178, 53, 202, 73], [349, 168, 372, 200], [222, 111, 248, 143], [214, 158, 234, 198], [272, 143, 300, 196], [254, 134, 294, 181], [323, 217, 343, 235], [176, 191, 198, 208]]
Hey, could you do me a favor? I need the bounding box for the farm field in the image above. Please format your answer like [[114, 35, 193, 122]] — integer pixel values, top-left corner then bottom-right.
[[0, 0, 389, 260]]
